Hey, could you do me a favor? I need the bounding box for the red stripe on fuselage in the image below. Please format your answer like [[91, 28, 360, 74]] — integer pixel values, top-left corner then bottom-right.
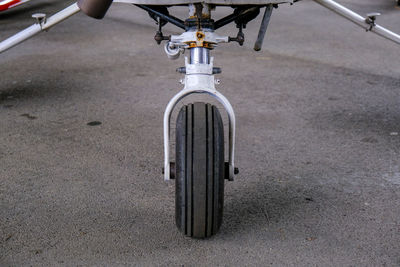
[[0, 0, 24, 11]]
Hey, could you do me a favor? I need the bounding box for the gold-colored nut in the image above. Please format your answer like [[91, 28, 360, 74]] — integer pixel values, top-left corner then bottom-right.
[[196, 32, 205, 39]]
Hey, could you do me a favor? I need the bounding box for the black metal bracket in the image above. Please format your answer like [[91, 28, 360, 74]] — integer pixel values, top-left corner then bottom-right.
[[176, 67, 222, 74], [154, 17, 170, 44], [365, 12, 380, 32], [225, 162, 239, 181], [229, 24, 245, 46], [135, 4, 186, 30], [135, 5, 184, 44], [215, 6, 261, 46], [164, 162, 238, 181], [214, 6, 260, 30], [134, 4, 264, 47]]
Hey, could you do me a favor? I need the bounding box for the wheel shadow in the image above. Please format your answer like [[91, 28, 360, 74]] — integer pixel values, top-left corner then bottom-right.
[[218, 174, 330, 239], [218, 104, 400, 239], [309, 108, 400, 145], [0, 74, 76, 106]]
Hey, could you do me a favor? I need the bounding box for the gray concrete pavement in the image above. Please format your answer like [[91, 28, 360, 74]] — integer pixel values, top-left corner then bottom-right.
[[1, 0, 400, 265]]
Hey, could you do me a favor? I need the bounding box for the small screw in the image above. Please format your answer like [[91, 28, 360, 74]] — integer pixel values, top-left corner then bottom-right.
[[196, 32, 204, 39]]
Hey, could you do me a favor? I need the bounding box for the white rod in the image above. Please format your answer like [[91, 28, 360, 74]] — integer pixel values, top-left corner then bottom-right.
[[0, 24, 42, 53], [0, 3, 80, 53], [313, 0, 400, 45], [41, 3, 80, 30]]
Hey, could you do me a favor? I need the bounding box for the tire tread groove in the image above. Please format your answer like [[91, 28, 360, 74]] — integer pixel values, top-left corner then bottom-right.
[[175, 102, 224, 238]]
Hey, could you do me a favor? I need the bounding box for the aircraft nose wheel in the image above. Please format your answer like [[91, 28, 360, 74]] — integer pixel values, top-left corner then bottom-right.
[[175, 102, 225, 238]]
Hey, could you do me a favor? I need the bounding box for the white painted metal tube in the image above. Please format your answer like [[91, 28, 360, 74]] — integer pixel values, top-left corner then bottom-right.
[[0, 3, 80, 53], [0, 24, 41, 53], [313, 0, 400, 45]]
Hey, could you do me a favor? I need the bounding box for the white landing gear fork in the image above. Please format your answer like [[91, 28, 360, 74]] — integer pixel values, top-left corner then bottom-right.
[[163, 45, 237, 182]]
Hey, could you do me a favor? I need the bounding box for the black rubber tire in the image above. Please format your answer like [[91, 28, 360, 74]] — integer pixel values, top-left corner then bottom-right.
[[175, 102, 225, 238]]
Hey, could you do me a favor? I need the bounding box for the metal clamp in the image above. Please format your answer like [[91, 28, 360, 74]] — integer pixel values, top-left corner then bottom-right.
[[32, 13, 47, 28], [365, 12, 380, 31]]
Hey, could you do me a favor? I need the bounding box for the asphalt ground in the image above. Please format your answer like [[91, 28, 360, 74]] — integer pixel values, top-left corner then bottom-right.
[[1, 0, 400, 265]]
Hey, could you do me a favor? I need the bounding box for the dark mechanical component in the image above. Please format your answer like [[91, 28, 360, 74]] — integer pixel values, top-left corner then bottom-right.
[[184, 18, 215, 30], [365, 12, 380, 31], [224, 163, 239, 181], [175, 102, 225, 238], [212, 67, 222, 74], [135, 4, 267, 47], [254, 4, 273, 51], [145, 5, 170, 27], [233, 6, 260, 28], [135, 4, 186, 30], [229, 6, 260, 46], [215, 6, 262, 46], [184, 3, 215, 30], [214, 6, 260, 30], [176, 67, 186, 73], [136, 6, 172, 44], [162, 161, 238, 181], [154, 31, 170, 44], [229, 24, 245, 46], [134, 5, 185, 44], [176, 67, 222, 74], [154, 17, 170, 44], [162, 162, 176, 179], [77, 0, 113, 19], [194, 3, 203, 30]]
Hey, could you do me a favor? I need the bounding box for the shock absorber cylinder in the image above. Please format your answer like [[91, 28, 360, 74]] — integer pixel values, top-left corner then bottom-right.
[[190, 47, 210, 65]]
